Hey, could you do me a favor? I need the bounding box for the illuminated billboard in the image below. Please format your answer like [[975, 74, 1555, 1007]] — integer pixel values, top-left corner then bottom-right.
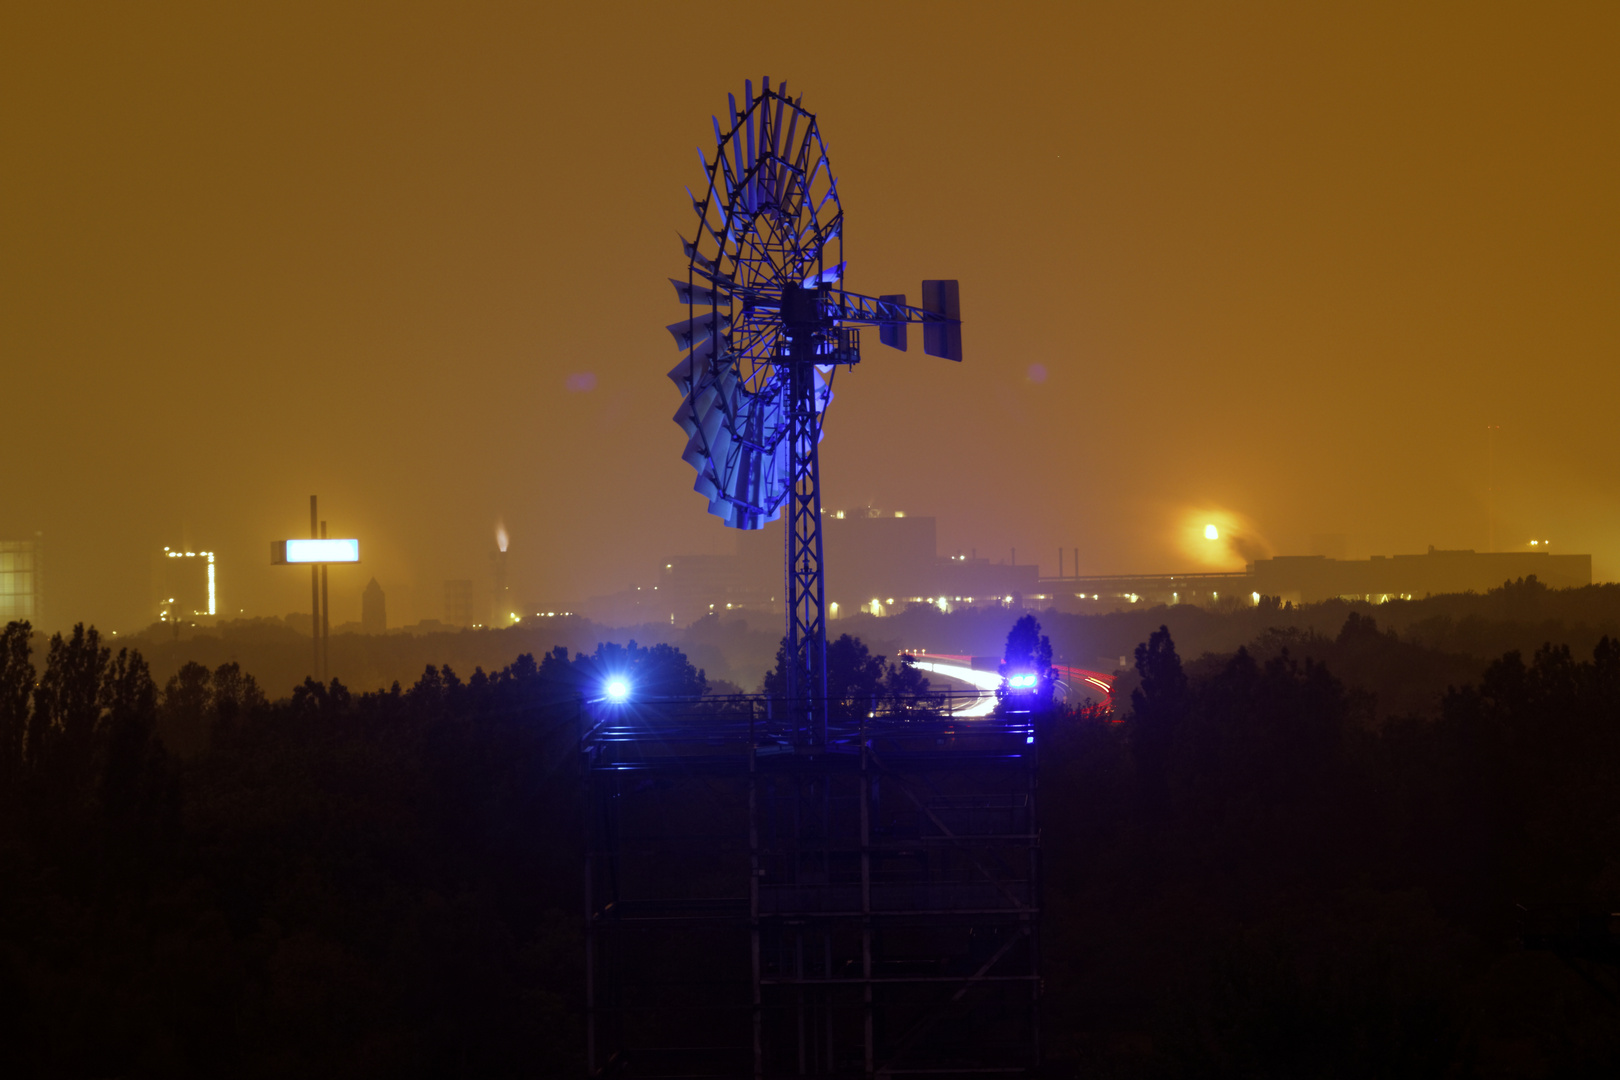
[[273, 539, 360, 565]]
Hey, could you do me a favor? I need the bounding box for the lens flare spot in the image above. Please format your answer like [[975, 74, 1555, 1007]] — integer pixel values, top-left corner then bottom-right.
[[566, 372, 598, 392], [1205, 524, 1219, 540], [1026, 363, 1047, 383]]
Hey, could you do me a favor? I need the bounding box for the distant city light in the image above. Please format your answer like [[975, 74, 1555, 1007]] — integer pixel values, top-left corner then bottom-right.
[[1204, 524, 1219, 540]]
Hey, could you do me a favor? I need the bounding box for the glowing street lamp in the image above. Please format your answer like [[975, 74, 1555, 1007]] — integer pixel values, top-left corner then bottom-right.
[[604, 677, 632, 703]]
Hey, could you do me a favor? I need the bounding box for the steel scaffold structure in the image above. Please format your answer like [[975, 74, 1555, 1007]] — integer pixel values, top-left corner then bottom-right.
[[584, 698, 1041, 1078]]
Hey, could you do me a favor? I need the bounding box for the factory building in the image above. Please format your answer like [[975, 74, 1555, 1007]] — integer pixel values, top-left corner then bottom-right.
[[444, 579, 473, 628], [153, 547, 216, 625], [588, 510, 1041, 627], [1036, 547, 1593, 609], [0, 537, 41, 624], [361, 578, 387, 634]]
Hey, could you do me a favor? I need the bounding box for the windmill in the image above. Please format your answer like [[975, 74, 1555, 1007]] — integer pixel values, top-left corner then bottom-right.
[[668, 77, 962, 742]]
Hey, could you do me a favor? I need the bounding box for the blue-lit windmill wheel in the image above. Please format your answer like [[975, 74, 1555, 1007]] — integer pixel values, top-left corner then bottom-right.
[[667, 77, 962, 736], [668, 77, 842, 531]]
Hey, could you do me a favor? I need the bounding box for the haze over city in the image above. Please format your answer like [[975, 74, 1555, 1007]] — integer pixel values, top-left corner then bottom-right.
[[5, 3, 1616, 633]]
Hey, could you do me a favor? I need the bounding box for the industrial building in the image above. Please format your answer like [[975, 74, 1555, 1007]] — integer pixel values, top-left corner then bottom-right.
[[361, 578, 387, 634], [0, 538, 41, 624], [153, 547, 217, 625], [1035, 547, 1593, 609], [444, 579, 473, 627], [590, 511, 1040, 627]]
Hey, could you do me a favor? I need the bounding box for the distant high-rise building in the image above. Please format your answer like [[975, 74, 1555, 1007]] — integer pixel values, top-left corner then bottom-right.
[[361, 578, 387, 634], [153, 547, 216, 625], [444, 579, 473, 627], [0, 537, 41, 624]]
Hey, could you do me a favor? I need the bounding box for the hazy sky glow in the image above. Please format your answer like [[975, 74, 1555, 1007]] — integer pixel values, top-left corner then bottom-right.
[[3, 2, 1617, 631]]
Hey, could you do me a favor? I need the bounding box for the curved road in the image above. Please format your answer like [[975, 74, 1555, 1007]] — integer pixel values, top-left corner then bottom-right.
[[904, 655, 1115, 718]]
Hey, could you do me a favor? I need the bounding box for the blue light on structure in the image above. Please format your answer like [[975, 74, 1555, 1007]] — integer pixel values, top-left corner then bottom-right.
[[1007, 673, 1038, 689], [604, 677, 632, 704]]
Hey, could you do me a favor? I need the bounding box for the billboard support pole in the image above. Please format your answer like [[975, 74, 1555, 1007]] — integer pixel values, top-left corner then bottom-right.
[[319, 520, 330, 683], [310, 496, 320, 682]]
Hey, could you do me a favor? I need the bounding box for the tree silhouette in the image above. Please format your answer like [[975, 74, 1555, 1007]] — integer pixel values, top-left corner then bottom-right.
[[537, 640, 708, 700], [1129, 624, 1188, 806], [763, 633, 895, 717], [31, 624, 111, 795], [998, 614, 1057, 710], [883, 653, 939, 716], [161, 661, 213, 757], [0, 621, 33, 780]]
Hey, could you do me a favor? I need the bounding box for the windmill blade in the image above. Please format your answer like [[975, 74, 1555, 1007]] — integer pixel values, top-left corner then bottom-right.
[[770, 83, 786, 161], [666, 337, 719, 390], [666, 313, 732, 351], [802, 262, 844, 287], [671, 278, 730, 307], [681, 237, 711, 272], [680, 237, 733, 290], [777, 102, 801, 205], [711, 116, 728, 177], [693, 468, 719, 503], [674, 368, 720, 418], [690, 187, 730, 247]]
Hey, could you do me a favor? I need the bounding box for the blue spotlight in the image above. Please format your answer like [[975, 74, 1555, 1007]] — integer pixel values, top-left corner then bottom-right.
[[1007, 673, 1038, 690], [604, 677, 632, 704]]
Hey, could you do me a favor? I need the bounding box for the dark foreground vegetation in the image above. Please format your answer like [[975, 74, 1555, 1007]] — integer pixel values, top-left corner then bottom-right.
[[4, 582, 1620, 1076]]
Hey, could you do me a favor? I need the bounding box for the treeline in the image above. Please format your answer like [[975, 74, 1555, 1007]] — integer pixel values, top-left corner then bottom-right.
[[1040, 620, 1620, 1076], [7, 611, 1620, 1075], [0, 626, 707, 1078], [124, 613, 782, 701]]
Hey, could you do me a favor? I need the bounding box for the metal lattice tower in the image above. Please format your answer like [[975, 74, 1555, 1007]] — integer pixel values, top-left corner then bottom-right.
[[668, 77, 962, 742], [583, 697, 1042, 1078]]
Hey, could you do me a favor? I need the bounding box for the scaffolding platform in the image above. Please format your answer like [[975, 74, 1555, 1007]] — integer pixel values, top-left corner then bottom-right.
[[584, 697, 1041, 1078]]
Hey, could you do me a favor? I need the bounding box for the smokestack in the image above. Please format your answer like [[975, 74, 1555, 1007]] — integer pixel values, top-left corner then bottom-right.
[[491, 522, 510, 626]]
